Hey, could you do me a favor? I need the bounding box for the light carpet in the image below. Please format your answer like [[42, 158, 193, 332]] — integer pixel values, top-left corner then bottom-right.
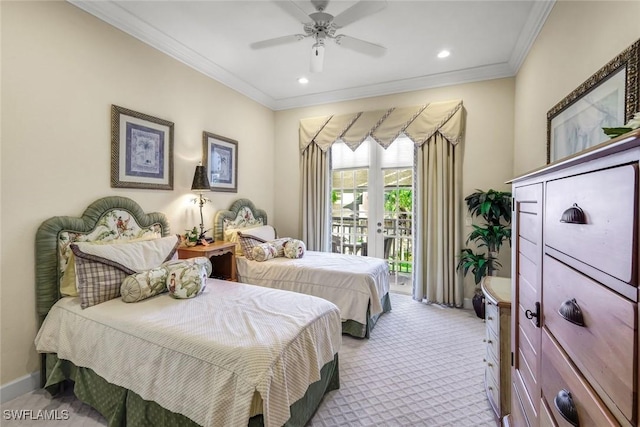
[[2, 293, 496, 426]]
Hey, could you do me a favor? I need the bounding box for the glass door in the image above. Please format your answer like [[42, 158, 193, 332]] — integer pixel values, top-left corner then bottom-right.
[[331, 136, 414, 291]]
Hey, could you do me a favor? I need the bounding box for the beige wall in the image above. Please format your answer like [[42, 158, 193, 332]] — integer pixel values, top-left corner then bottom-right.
[[1, 1, 275, 385], [514, 1, 640, 175], [4, 0, 637, 390], [274, 78, 517, 299]]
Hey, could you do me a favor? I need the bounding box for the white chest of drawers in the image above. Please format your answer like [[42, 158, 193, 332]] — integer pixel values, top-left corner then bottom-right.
[[482, 276, 512, 421], [507, 129, 640, 427]]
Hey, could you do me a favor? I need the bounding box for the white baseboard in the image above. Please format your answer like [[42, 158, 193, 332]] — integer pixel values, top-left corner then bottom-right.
[[0, 371, 40, 404], [463, 297, 472, 310]]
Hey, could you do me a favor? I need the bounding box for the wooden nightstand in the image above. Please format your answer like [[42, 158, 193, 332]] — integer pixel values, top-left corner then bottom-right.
[[177, 241, 237, 282]]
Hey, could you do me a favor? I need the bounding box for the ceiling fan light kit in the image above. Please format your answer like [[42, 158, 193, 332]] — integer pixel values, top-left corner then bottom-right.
[[251, 0, 387, 73]]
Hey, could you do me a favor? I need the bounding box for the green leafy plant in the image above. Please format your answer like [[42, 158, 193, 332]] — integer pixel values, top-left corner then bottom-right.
[[466, 224, 512, 254], [384, 189, 413, 212], [184, 227, 199, 245], [457, 189, 512, 285], [457, 249, 502, 286], [463, 189, 511, 226], [331, 190, 339, 204]]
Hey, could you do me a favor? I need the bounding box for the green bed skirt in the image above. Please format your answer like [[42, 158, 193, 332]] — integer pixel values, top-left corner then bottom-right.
[[341, 292, 392, 338], [42, 353, 339, 427]]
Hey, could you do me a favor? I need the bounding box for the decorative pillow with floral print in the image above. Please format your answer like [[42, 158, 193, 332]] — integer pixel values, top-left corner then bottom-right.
[[252, 243, 278, 262], [163, 257, 212, 277], [283, 239, 306, 259], [165, 263, 208, 299], [269, 237, 292, 257], [121, 266, 169, 303]]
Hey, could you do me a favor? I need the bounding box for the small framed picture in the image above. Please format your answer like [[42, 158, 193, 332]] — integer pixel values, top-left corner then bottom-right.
[[111, 105, 174, 190], [203, 131, 238, 193]]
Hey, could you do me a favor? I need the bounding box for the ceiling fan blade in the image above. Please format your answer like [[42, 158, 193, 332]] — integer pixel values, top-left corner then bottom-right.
[[332, 0, 387, 28], [250, 34, 306, 50], [334, 35, 386, 57], [273, 1, 313, 24]]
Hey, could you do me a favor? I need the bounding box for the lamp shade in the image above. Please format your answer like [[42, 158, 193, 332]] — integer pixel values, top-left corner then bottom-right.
[[191, 165, 210, 191]]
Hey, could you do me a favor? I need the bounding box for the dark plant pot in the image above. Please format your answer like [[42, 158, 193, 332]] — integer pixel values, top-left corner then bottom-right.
[[472, 291, 485, 319]]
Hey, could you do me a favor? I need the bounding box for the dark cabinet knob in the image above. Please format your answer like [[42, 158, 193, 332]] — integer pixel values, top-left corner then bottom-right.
[[560, 203, 586, 224], [558, 298, 585, 327], [554, 389, 579, 426], [525, 302, 541, 328]]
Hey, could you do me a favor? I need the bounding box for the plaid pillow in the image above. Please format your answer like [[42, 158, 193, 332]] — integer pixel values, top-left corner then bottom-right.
[[238, 232, 267, 260], [72, 244, 136, 309]]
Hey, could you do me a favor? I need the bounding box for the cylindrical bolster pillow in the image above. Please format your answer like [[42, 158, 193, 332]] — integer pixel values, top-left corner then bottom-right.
[[252, 242, 278, 262], [165, 263, 208, 299], [283, 239, 306, 259], [121, 266, 169, 303]]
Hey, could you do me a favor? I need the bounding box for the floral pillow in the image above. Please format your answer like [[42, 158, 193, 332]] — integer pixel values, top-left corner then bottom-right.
[[120, 257, 212, 303], [252, 243, 278, 262], [284, 239, 306, 259], [269, 237, 292, 257], [163, 257, 212, 277], [165, 263, 208, 299], [121, 266, 169, 303]]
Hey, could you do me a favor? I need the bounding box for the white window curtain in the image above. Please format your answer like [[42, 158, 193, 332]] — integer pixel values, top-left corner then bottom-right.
[[299, 100, 465, 305]]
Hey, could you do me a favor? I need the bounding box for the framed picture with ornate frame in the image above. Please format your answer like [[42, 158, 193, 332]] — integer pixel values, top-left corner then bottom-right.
[[111, 105, 174, 190], [547, 38, 639, 164], [203, 131, 238, 193]]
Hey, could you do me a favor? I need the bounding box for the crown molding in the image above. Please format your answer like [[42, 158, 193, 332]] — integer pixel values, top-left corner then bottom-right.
[[508, 0, 556, 73], [69, 1, 275, 108], [69, 0, 552, 111], [270, 62, 515, 110]]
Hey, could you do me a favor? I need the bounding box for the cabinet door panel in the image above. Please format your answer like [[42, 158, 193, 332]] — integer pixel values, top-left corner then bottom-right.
[[512, 183, 543, 427]]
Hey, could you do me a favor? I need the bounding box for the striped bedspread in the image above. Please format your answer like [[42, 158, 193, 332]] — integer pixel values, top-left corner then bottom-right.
[[35, 279, 341, 427], [237, 250, 389, 325]]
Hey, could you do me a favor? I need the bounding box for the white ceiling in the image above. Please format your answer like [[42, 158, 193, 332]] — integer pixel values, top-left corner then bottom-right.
[[69, 0, 554, 110]]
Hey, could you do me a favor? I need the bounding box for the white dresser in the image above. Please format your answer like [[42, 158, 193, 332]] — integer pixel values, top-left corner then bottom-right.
[[507, 129, 640, 427], [482, 276, 512, 421]]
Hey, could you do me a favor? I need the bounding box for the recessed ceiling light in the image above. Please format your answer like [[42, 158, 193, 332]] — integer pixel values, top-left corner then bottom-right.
[[437, 50, 450, 59], [298, 77, 309, 84]]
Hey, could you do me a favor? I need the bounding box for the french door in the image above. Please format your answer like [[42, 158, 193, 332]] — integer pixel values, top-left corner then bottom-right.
[[331, 136, 414, 285]]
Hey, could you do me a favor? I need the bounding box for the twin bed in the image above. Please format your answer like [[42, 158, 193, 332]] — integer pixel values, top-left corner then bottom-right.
[[214, 199, 391, 339], [34, 197, 341, 427]]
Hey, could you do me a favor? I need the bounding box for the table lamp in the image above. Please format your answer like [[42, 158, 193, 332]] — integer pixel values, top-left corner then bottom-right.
[[191, 163, 211, 242]]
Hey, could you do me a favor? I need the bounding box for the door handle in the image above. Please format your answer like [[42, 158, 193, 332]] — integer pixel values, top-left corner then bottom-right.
[[525, 302, 540, 328]]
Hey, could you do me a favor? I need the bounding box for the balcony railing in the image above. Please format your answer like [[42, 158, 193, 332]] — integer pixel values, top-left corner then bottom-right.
[[332, 216, 413, 273]]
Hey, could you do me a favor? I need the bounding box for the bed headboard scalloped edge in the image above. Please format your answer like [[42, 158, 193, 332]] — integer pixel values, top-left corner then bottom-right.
[[35, 196, 170, 323], [213, 198, 268, 241]]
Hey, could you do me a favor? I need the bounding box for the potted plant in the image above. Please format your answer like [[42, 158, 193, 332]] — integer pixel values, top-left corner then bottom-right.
[[183, 227, 199, 247], [457, 189, 512, 318]]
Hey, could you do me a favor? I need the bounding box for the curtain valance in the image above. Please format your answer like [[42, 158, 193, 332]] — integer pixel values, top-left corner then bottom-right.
[[299, 99, 464, 153]]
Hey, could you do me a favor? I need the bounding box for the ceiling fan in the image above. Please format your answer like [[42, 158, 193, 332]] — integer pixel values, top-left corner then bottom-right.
[[250, 0, 387, 73]]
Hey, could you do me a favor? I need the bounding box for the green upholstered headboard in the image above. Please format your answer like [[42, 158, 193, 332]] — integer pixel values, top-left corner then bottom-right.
[[35, 196, 170, 323], [213, 199, 268, 241]]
